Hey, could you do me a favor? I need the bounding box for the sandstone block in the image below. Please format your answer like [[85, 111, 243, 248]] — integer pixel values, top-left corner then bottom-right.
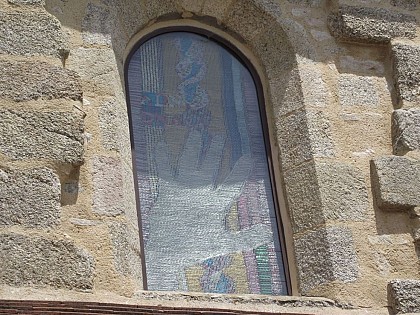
[[0, 60, 82, 102], [306, 111, 335, 158], [391, 0, 417, 10], [92, 156, 124, 216], [0, 168, 60, 228], [0, 10, 65, 57], [392, 108, 420, 154], [317, 162, 368, 221], [388, 279, 420, 314], [99, 99, 121, 151], [0, 110, 84, 165], [294, 226, 358, 293], [82, 3, 112, 46], [339, 74, 379, 107], [109, 222, 142, 283], [328, 5, 416, 44], [371, 156, 420, 210], [0, 233, 94, 290], [392, 44, 420, 104]]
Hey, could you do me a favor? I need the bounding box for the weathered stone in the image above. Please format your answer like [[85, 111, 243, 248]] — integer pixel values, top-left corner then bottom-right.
[[339, 56, 384, 75], [0, 10, 66, 57], [316, 162, 368, 221], [202, 0, 235, 22], [143, 0, 178, 20], [0, 233, 94, 290], [0, 60, 82, 102], [113, 0, 147, 41], [390, 0, 417, 11], [388, 279, 420, 314], [99, 99, 121, 151], [82, 3, 112, 46], [277, 109, 313, 170], [8, 0, 45, 5], [0, 168, 60, 228], [306, 111, 335, 158], [281, 18, 316, 60], [294, 226, 358, 293], [392, 44, 420, 104], [287, 0, 324, 6], [92, 156, 124, 216], [0, 110, 84, 165], [371, 156, 420, 210], [109, 222, 142, 283], [392, 108, 420, 154], [283, 161, 324, 232], [328, 5, 416, 44], [339, 74, 379, 107]]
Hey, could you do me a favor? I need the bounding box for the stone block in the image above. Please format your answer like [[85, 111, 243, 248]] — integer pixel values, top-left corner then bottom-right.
[[0, 233, 94, 290], [294, 226, 358, 293], [0, 168, 60, 228], [316, 162, 368, 221], [328, 5, 416, 44], [371, 156, 420, 210], [143, 0, 178, 20], [283, 161, 324, 232], [339, 56, 384, 75], [306, 111, 335, 158], [202, 0, 235, 22], [276, 108, 313, 170], [339, 74, 379, 107], [287, 0, 324, 6], [99, 99, 122, 152], [82, 2, 112, 46], [392, 44, 420, 104], [92, 156, 124, 216], [0, 60, 82, 102], [388, 279, 420, 314], [8, 0, 45, 5], [0, 10, 66, 57], [0, 110, 84, 165], [392, 108, 420, 154], [390, 0, 417, 11], [109, 222, 142, 284]]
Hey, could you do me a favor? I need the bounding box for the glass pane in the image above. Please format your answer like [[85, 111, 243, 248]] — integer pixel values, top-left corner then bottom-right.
[[127, 32, 287, 295]]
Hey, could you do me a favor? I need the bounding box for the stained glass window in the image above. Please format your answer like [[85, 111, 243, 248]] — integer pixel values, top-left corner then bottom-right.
[[127, 31, 288, 295]]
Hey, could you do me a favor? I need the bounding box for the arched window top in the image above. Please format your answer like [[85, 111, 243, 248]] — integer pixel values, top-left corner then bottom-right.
[[126, 31, 289, 295]]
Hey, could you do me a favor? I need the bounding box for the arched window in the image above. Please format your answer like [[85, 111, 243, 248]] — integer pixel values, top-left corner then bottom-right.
[[126, 29, 289, 295]]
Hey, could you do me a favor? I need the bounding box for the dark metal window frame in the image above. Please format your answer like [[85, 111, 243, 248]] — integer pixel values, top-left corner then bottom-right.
[[124, 26, 291, 295]]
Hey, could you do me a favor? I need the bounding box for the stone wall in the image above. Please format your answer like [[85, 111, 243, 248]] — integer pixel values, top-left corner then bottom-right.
[[0, 0, 419, 314]]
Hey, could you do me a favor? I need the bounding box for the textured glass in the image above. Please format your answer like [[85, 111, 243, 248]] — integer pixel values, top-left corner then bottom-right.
[[127, 32, 287, 295]]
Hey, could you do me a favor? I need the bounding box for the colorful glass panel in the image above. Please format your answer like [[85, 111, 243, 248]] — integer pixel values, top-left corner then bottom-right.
[[127, 32, 287, 295]]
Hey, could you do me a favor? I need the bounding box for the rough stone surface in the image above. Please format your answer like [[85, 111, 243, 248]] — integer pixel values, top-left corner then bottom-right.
[[0, 60, 82, 102], [277, 108, 313, 170], [299, 65, 330, 107], [317, 162, 368, 221], [283, 161, 325, 232], [339, 74, 379, 107], [0, 110, 84, 165], [306, 111, 335, 158], [392, 44, 420, 104], [82, 2, 112, 46], [287, 0, 323, 6], [0, 168, 60, 228], [0, 233, 94, 290], [392, 108, 420, 154], [8, 0, 45, 5], [388, 279, 420, 314], [390, 0, 418, 10], [109, 222, 142, 283], [328, 5, 416, 44], [92, 156, 124, 216], [99, 99, 121, 151], [371, 156, 420, 210], [294, 226, 358, 294], [0, 10, 66, 57], [339, 56, 384, 75]]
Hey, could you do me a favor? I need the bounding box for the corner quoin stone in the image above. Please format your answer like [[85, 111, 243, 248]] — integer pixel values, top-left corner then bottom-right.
[[0, 168, 60, 228], [392, 108, 420, 154], [0, 110, 85, 165], [294, 226, 358, 294], [0, 233, 94, 290], [392, 44, 420, 105], [328, 5, 416, 44], [388, 279, 420, 314], [371, 156, 420, 211], [0, 60, 82, 102], [0, 9, 65, 57]]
